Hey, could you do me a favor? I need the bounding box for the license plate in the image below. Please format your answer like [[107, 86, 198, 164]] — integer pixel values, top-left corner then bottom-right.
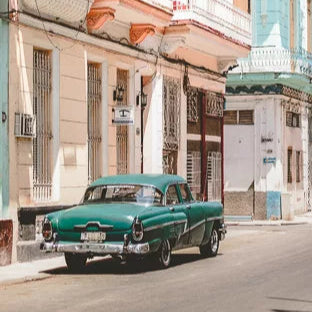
[[81, 232, 106, 242]]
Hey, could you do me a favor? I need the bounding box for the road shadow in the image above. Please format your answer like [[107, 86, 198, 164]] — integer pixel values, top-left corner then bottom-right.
[[42, 252, 222, 275], [268, 296, 312, 312]]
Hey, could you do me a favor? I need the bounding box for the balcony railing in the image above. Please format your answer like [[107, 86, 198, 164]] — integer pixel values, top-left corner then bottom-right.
[[236, 47, 312, 78], [172, 0, 251, 45], [19, 0, 93, 24], [140, 0, 173, 12]]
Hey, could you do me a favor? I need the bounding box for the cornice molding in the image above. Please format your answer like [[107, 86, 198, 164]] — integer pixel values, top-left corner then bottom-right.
[[226, 84, 312, 103]]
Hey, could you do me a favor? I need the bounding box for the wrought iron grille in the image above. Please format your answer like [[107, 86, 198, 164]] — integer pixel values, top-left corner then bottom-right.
[[33, 49, 52, 201], [186, 151, 201, 199], [162, 150, 177, 175], [116, 69, 128, 174], [88, 63, 102, 183], [163, 76, 181, 151], [206, 92, 224, 117], [187, 87, 199, 122], [206, 151, 222, 202]]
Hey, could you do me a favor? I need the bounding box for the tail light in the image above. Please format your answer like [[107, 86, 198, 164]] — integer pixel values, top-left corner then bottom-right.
[[132, 217, 143, 242], [42, 218, 53, 241]]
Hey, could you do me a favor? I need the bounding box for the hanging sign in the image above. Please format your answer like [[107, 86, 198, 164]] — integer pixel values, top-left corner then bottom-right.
[[112, 106, 134, 125]]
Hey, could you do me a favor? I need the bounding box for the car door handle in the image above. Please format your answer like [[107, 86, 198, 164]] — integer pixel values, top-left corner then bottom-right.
[[169, 207, 175, 212], [186, 205, 191, 210]]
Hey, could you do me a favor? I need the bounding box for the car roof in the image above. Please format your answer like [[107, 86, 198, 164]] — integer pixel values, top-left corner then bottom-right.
[[89, 174, 186, 194]]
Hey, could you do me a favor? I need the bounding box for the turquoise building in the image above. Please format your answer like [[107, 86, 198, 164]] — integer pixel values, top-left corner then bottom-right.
[[0, 0, 11, 265], [225, 0, 312, 219]]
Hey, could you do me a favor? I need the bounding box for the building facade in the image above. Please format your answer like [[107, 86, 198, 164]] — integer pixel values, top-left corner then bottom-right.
[[225, 0, 312, 220], [1, 0, 251, 264]]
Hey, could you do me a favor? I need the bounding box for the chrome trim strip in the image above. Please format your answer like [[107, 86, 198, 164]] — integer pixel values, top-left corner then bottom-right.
[[74, 222, 114, 231], [144, 219, 187, 232], [41, 241, 150, 255], [206, 216, 223, 222]]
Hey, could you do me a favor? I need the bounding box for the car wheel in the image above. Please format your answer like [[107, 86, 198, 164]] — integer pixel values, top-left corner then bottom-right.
[[199, 226, 219, 258], [157, 240, 171, 269], [65, 253, 87, 272]]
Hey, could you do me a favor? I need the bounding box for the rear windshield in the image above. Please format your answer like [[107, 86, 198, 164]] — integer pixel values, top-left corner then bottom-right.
[[82, 184, 163, 206]]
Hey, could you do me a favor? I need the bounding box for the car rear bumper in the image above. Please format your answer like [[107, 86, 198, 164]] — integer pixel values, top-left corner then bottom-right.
[[40, 240, 150, 255], [219, 223, 227, 241]]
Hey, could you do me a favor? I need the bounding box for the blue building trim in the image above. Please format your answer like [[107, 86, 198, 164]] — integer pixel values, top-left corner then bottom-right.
[[0, 4, 9, 219]]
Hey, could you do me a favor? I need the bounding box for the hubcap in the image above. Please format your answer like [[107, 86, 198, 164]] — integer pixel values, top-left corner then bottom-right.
[[210, 229, 218, 253], [161, 240, 170, 265]]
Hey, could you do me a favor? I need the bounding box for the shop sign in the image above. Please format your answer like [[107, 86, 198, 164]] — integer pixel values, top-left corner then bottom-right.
[[112, 106, 134, 125]]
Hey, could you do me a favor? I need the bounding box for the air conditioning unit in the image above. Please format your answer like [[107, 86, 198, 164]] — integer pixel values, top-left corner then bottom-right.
[[15, 113, 36, 138]]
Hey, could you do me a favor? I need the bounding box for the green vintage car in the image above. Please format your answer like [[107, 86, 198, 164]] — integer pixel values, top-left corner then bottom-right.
[[40, 174, 226, 271]]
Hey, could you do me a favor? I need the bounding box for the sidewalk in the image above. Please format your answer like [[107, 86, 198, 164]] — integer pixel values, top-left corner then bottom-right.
[[0, 212, 311, 287], [225, 211, 312, 226], [0, 256, 65, 287]]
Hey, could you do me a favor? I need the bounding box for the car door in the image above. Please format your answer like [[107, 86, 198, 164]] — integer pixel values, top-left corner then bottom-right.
[[178, 183, 205, 246], [165, 184, 189, 248]]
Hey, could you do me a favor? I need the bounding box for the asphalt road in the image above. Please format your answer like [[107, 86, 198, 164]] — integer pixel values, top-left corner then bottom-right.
[[1, 225, 311, 312]]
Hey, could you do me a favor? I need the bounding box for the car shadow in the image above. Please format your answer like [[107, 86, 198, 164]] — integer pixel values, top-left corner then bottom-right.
[[42, 253, 223, 275]]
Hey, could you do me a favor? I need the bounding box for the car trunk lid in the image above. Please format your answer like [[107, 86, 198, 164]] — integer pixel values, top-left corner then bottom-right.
[[58, 203, 147, 232]]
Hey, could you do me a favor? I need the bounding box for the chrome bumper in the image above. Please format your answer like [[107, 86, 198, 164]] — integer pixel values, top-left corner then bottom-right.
[[40, 241, 150, 255], [219, 223, 227, 241]]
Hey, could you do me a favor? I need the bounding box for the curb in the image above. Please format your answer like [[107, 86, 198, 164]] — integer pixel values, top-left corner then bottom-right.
[[226, 220, 309, 226]]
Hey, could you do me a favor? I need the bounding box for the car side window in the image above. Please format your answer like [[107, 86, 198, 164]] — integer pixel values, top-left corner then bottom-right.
[[179, 183, 193, 203], [166, 185, 180, 205]]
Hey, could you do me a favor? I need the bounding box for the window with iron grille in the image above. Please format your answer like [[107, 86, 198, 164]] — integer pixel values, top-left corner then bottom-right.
[[88, 63, 102, 183], [224, 110, 254, 125], [206, 92, 224, 117], [33, 49, 52, 201], [206, 152, 222, 202], [116, 69, 128, 175], [187, 88, 199, 123], [296, 151, 302, 183], [288, 148, 293, 183], [163, 76, 180, 151], [286, 111, 300, 127], [186, 151, 201, 200]]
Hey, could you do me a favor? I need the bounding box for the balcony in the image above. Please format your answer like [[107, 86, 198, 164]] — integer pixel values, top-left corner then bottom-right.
[[172, 0, 251, 47], [236, 47, 312, 78]]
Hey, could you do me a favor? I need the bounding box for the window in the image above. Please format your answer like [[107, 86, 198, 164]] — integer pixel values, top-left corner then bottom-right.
[[163, 75, 180, 151], [116, 69, 129, 174], [224, 110, 254, 125], [296, 151, 302, 183], [286, 111, 300, 127], [87, 63, 102, 183], [179, 183, 193, 203], [206, 151, 222, 202], [83, 185, 163, 206], [166, 185, 180, 205], [187, 88, 199, 123], [33, 49, 52, 201], [187, 151, 201, 200], [288, 149, 293, 183]]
